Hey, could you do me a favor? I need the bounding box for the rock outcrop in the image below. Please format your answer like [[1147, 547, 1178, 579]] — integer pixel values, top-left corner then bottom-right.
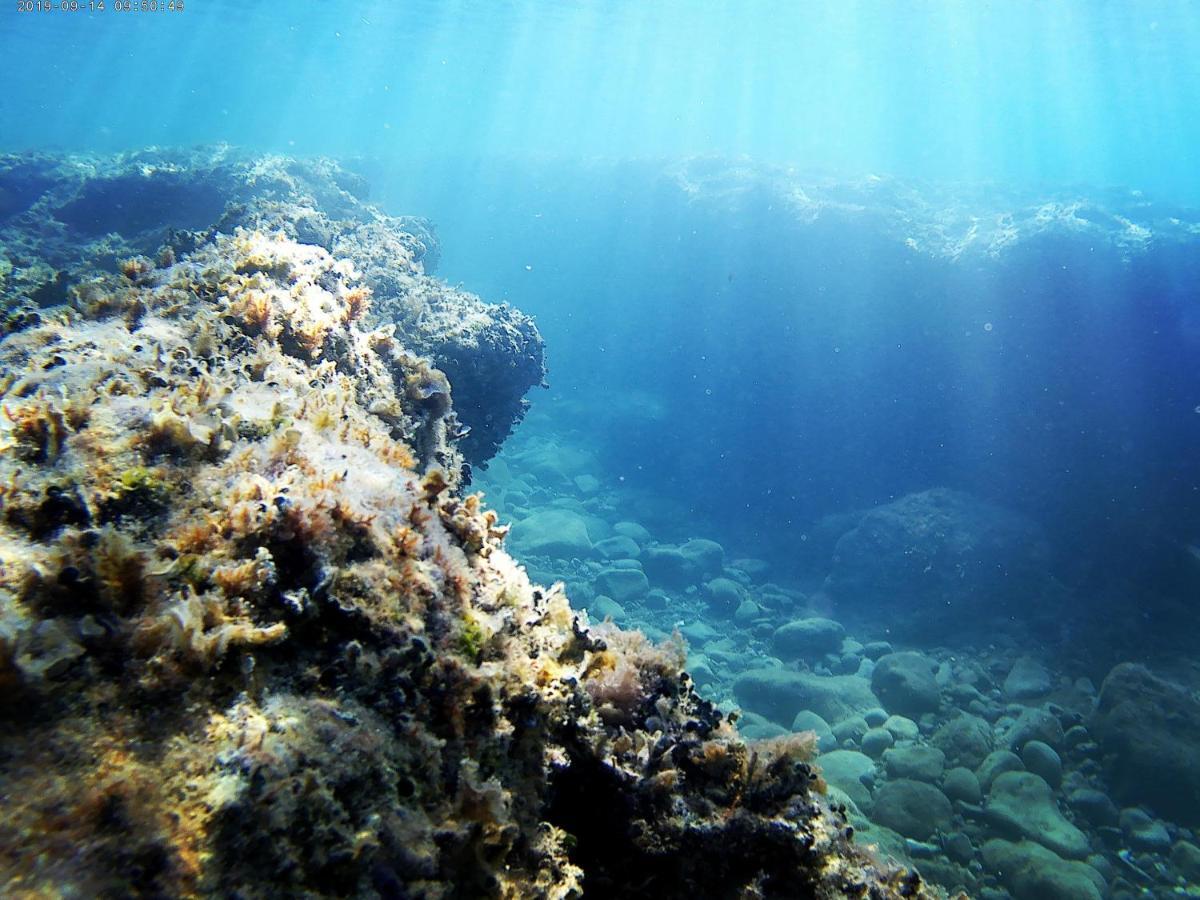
[[0, 155, 938, 898], [0, 147, 545, 470]]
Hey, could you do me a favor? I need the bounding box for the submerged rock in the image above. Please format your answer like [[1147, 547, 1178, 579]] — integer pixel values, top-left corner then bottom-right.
[[1091, 662, 1200, 826], [511, 508, 595, 558], [981, 839, 1104, 900], [772, 616, 845, 661], [0, 185, 937, 898], [733, 669, 880, 726], [0, 148, 545, 469], [872, 779, 953, 841], [871, 651, 940, 717], [984, 771, 1091, 859], [821, 488, 1053, 637], [1004, 655, 1052, 700]]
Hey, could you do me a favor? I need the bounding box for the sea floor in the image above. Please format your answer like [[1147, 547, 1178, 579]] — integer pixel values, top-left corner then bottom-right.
[[476, 407, 1200, 900]]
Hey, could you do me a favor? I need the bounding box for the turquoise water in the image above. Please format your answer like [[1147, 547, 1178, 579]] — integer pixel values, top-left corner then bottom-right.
[[6, 1, 1200, 198], [5, 2, 1200, 897]]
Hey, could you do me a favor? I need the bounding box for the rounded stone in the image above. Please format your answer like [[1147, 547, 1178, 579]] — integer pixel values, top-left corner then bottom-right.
[[832, 715, 870, 746], [1021, 740, 1063, 788], [882, 745, 945, 782], [872, 779, 953, 841], [1067, 787, 1119, 827], [791, 710, 837, 752], [987, 771, 1091, 859], [871, 651, 941, 717], [884, 714, 920, 742], [861, 727, 894, 758], [977, 749, 1024, 792], [932, 713, 993, 769], [771, 617, 846, 660], [944, 831, 975, 864], [942, 766, 982, 804], [1120, 807, 1172, 851], [1171, 840, 1200, 882], [863, 707, 889, 728], [1004, 655, 1052, 700], [702, 577, 742, 613], [734, 599, 761, 624]]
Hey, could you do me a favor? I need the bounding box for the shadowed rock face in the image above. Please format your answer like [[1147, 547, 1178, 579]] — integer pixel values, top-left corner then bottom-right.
[[0, 147, 546, 470]]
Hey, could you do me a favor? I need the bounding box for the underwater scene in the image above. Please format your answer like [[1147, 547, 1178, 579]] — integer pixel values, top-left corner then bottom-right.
[[3, 2, 1200, 898]]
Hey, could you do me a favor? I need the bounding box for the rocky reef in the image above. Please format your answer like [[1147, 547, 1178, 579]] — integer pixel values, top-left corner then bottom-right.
[[0, 147, 544, 470], [0, 154, 942, 898]]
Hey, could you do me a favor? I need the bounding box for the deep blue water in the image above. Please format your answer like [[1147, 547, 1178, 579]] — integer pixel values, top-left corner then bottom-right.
[[5, 1, 1200, 894]]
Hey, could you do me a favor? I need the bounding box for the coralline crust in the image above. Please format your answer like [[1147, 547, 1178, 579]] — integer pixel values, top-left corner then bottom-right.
[[0, 173, 946, 899]]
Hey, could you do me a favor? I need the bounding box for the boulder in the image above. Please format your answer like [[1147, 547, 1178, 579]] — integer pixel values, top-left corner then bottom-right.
[[981, 839, 1104, 900], [588, 595, 627, 622], [641, 546, 699, 588], [820, 489, 1052, 637], [871, 779, 953, 841], [734, 599, 761, 624], [703, 577, 743, 613], [882, 746, 945, 783], [871, 651, 940, 716], [733, 669, 879, 727], [771, 617, 845, 661], [976, 749, 1024, 792], [1002, 707, 1064, 751], [884, 714, 920, 742], [731, 558, 770, 579], [594, 535, 641, 560], [1066, 788, 1119, 828], [595, 568, 649, 606], [680, 538, 725, 578], [510, 509, 593, 558], [1020, 740, 1062, 788], [942, 767, 981, 805], [817, 750, 877, 813], [1119, 807, 1171, 851], [1004, 655, 1052, 700], [612, 520, 652, 543], [1171, 840, 1200, 883], [1090, 662, 1200, 826], [791, 711, 837, 752], [831, 716, 870, 746], [985, 771, 1090, 859], [860, 727, 894, 758]]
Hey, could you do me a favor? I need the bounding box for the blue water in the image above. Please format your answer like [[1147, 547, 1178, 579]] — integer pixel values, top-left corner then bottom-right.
[[6, 1, 1200, 895]]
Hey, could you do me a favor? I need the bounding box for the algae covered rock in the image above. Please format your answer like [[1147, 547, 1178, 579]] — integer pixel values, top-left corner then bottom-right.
[[0, 148, 545, 471], [0, 171, 939, 899]]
